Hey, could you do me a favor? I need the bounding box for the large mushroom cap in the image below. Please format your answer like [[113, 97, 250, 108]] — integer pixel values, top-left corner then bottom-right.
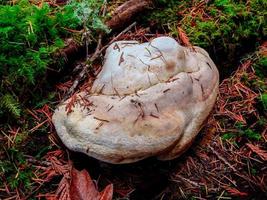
[[52, 37, 219, 164]]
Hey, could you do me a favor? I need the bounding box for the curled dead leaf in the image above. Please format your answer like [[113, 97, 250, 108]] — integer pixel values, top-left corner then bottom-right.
[[178, 27, 191, 47]]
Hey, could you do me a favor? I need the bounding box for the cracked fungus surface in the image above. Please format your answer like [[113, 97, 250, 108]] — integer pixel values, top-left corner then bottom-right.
[[52, 37, 219, 164]]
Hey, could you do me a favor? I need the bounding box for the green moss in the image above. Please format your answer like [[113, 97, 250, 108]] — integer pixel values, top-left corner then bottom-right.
[[0, 0, 107, 194], [222, 123, 262, 141], [0, 94, 21, 118], [0, 0, 107, 119], [241, 55, 267, 92], [144, 0, 266, 49], [254, 57, 267, 80], [243, 128, 262, 140], [0, 147, 33, 191]]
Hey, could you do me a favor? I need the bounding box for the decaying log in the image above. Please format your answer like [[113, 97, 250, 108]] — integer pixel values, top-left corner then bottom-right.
[[62, 0, 154, 99], [106, 0, 153, 30], [58, 0, 153, 63], [56, 38, 82, 63]]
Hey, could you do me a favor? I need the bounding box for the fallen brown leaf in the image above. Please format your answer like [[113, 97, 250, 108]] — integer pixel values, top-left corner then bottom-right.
[[99, 184, 113, 200], [70, 168, 113, 200]]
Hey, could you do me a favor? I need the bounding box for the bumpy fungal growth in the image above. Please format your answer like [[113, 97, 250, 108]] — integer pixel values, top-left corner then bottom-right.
[[52, 37, 219, 164]]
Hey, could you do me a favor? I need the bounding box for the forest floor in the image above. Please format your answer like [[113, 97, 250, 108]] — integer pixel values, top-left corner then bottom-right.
[[0, 0, 266, 200]]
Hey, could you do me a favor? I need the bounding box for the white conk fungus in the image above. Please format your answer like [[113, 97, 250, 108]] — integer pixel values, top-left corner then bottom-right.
[[52, 37, 219, 164]]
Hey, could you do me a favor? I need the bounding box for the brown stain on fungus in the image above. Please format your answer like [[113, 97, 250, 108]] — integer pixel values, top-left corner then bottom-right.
[[165, 60, 176, 72]]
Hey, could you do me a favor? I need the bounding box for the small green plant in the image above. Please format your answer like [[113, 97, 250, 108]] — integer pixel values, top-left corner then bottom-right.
[[253, 56, 267, 84], [222, 122, 262, 141], [0, 94, 21, 118], [0, 147, 33, 191], [251, 168, 257, 175], [260, 93, 267, 110], [7, 168, 33, 190], [70, 0, 109, 31], [221, 132, 236, 140], [242, 128, 261, 141], [240, 53, 267, 92]]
